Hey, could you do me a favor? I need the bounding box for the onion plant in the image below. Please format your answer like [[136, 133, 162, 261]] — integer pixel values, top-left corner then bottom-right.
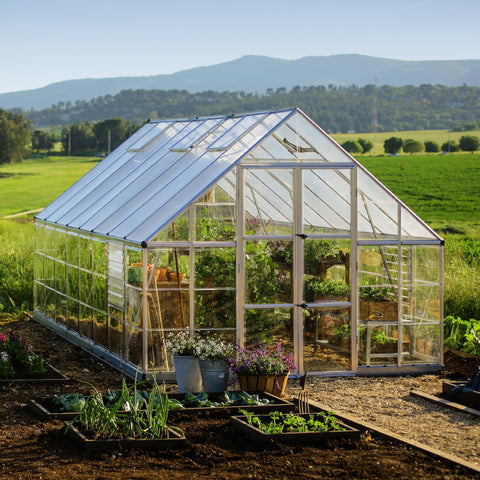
[[66, 376, 183, 440]]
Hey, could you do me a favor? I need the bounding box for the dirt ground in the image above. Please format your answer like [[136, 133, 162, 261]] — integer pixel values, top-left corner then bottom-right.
[[1, 313, 479, 480]]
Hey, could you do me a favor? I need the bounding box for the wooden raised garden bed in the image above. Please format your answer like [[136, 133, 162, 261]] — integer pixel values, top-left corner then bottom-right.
[[0, 361, 69, 385], [442, 381, 480, 410], [66, 423, 186, 452], [230, 410, 360, 445]]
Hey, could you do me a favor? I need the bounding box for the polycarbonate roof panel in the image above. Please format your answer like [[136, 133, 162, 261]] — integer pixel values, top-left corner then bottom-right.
[[39, 107, 441, 244]]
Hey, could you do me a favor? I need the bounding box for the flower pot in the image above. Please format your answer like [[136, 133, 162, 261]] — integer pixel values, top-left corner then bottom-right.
[[173, 356, 202, 393], [169, 272, 185, 282], [154, 267, 168, 282], [237, 372, 289, 397], [199, 359, 229, 393]]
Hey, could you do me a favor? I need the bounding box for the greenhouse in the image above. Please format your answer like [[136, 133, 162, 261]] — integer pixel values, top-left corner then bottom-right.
[[33, 107, 444, 379]]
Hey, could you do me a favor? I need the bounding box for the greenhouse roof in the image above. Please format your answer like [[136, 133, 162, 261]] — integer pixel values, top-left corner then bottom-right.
[[37, 107, 442, 245]]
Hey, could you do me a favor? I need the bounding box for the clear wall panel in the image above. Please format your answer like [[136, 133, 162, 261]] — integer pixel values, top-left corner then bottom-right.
[[245, 240, 293, 305], [244, 308, 294, 355], [303, 169, 351, 235], [303, 307, 352, 372], [244, 168, 293, 235], [358, 169, 398, 240]]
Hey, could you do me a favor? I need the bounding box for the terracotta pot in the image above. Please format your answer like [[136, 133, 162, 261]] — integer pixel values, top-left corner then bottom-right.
[[237, 372, 289, 397], [169, 272, 185, 282], [154, 267, 168, 282]]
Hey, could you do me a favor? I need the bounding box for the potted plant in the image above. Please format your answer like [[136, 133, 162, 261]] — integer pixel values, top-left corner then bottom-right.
[[165, 331, 203, 393], [194, 336, 235, 393], [226, 340, 296, 396], [359, 285, 398, 322], [304, 278, 351, 303]]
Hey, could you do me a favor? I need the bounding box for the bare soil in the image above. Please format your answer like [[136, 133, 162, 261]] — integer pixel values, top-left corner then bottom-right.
[[1, 314, 479, 480]]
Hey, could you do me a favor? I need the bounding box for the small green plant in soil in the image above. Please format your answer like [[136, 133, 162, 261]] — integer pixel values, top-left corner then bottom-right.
[[239, 409, 346, 434]]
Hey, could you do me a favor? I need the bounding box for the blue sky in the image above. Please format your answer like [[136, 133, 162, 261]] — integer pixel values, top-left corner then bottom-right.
[[0, 0, 479, 94]]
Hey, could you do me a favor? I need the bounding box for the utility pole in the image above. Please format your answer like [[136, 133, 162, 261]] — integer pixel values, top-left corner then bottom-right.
[[68, 127, 71, 157], [107, 129, 111, 155], [373, 78, 378, 156]]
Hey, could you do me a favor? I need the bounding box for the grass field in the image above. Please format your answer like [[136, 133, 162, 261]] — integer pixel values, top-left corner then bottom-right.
[[332, 129, 476, 156], [357, 153, 480, 239], [0, 156, 100, 217], [0, 152, 479, 319]]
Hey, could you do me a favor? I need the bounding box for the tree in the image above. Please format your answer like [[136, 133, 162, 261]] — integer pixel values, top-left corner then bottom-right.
[[383, 137, 403, 154], [61, 122, 95, 154], [357, 138, 373, 154], [424, 141, 440, 153], [441, 140, 459, 153], [341, 140, 362, 154], [459, 135, 480, 153], [93, 118, 130, 153], [0, 109, 32, 164], [403, 139, 424, 154]]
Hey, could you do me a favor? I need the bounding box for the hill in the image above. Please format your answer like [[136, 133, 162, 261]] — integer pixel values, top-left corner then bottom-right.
[[2, 54, 480, 110], [24, 84, 480, 134]]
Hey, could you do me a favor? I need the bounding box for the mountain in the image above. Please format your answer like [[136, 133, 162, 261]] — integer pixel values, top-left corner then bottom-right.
[[2, 54, 480, 110]]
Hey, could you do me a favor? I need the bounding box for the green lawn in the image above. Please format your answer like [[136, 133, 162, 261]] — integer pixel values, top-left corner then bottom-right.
[[0, 156, 99, 217], [357, 153, 480, 239]]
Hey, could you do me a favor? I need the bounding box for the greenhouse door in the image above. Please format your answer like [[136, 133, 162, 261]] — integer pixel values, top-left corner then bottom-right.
[[241, 165, 355, 375], [298, 166, 355, 374]]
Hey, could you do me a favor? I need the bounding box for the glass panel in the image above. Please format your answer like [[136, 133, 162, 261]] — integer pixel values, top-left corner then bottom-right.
[[126, 121, 170, 151], [303, 307, 352, 372], [79, 236, 91, 270], [195, 202, 235, 241], [79, 306, 93, 339], [194, 290, 236, 329], [124, 324, 143, 365], [244, 308, 294, 354], [245, 240, 293, 305], [195, 248, 236, 289], [66, 233, 79, 265], [207, 114, 264, 151], [244, 168, 293, 235], [108, 309, 124, 354], [93, 239, 107, 275], [285, 112, 349, 163], [359, 245, 400, 318], [358, 323, 399, 366], [304, 238, 351, 303], [66, 266, 79, 299], [150, 208, 190, 242], [401, 206, 439, 241], [303, 169, 351, 235], [358, 169, 398, 240], [93, 311, 108, 347], [67, 298, 79, 332], [402, 323, 441, 364], [169, 118, 223, 151]]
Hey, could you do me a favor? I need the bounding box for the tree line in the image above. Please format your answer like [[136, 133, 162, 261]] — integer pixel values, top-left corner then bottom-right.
[[341, 135, 480, 155], [12, 83, 480, 134]]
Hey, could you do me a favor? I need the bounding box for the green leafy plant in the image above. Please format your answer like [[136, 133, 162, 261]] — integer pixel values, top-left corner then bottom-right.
[[304, 278, 350, 302], [359, 285, 396, 302], [239, 409, 346, 434]]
